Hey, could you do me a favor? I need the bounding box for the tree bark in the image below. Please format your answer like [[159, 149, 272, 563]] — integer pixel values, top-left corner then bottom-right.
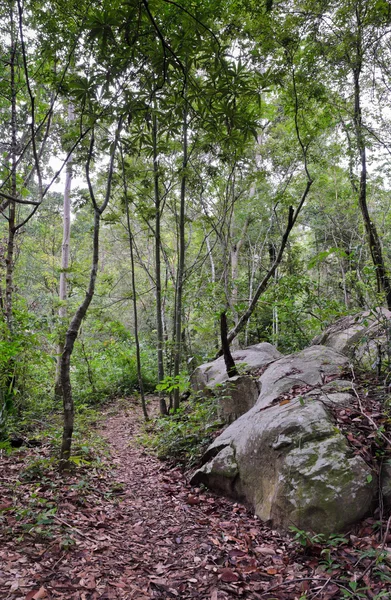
[[60, 123, 121, 465], [126, 204, 149, 421], [173, 106, 187, 411], [122, 149, 149, 421], [152, 111, 167, 415], [55, 103, 74, 398], [60, 208, 100, 464], [4, 13, 17, 331], [220, 311, 238, 377], [352, 64, 391, 308]]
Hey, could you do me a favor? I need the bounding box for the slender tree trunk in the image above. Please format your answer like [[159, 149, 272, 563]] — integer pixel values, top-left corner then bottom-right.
[[205, 227, 219, 347], [127, 216, 149, 421], [245, 253, 256, 347], [123, 159, 149, 421], [216, 179, 313, 356], [5, 15, 17, 331], [352, 66, 391, 308], [60, 209, 100, 464], [60, 123, 121, 465], [220, 311, 238, 378], [152, 112, 167, 415], [230, 216, 250, 350], [173, 107, 187, 411], [2, 10, 18, 420], [55, 103, 74, 398], [205, 230, 216, 284]]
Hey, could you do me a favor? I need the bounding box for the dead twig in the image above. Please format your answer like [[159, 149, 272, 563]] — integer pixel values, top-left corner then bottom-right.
[[311, 576, 332, 598]]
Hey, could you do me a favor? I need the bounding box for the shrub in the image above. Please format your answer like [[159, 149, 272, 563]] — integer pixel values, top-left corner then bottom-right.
[[140, 393, 223, 467]]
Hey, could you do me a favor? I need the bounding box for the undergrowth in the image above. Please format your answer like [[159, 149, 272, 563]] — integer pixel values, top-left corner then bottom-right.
[[139, 393, 223, 467], [5, 401, 108, 471]]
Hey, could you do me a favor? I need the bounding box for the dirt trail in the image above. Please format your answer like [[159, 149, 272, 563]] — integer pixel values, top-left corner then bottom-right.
[[0, 399, 294, 600], [1, 398, 390, 600], [96, 399, 294, 599]]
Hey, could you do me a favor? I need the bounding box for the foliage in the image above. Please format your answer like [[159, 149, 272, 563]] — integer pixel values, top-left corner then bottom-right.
[[1, 0, 391, 458], [290, 525, 391, 598], [139, 394, 222, 467], [0, 305, 57, 438], [71, 319, 158, 405], [155, 373, 190, 395]]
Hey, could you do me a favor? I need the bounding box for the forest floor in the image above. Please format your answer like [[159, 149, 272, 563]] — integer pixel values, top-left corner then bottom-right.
[[1, 396, 391, 600]]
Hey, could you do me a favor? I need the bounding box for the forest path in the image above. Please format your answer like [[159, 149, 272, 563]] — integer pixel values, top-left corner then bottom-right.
[[1, 397, 295, 600], [2, 397, 389, 600], [95, 397, 294, 599]]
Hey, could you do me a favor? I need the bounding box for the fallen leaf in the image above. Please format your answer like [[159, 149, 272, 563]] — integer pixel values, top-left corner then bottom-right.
[[133, 524, 144, 535], [254, 545, 276, 555], [25, 587, 48, 600], [220, 568, 239, 582], [186, 495, 200, 505], [228, 549, 247, 558]]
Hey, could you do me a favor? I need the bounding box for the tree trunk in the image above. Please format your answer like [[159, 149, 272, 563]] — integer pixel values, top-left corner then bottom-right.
[[123, 151, 149, 421], [220, 311, 238, 377], [60, 209, 100, 464], [352, 65, 391, 309], [4, 16, 17, 331], [153, 111, 167, 415], [216, 179, 313, 356], [60, 123, 121, 465], [229, 216, 250, 350], [173, 106, 187, 411], [55, 103, 74, 398]]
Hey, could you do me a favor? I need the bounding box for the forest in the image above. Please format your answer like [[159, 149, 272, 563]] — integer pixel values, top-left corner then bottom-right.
[[1, 0, 391, 598]]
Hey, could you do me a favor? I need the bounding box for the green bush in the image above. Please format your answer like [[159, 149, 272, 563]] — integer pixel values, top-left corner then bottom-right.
[[140, 393, 223, 467], [1, 306, 57, 437], [71, 318, 157, 406]]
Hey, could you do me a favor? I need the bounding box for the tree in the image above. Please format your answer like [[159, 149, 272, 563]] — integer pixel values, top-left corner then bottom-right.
[[60, 120, 122, 464], [55, 104, 75, 398], [306, 0, 391, 307]]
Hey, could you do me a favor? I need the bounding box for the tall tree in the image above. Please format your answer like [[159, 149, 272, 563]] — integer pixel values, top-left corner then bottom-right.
[[60, 120, 122, 464], [55, 104, 75, 398]]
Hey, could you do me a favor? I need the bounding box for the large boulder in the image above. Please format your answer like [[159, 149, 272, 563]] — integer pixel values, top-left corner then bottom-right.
[[311, 308, 391, 367], [214, 375, 260, 424], [191, 389, 376, 533], [191, 343, 282, 391], [257, 345, 349, 409]]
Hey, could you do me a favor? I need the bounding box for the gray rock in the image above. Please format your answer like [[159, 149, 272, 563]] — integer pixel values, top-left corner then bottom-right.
[[313, 391, 355, 408], [191, 343, 282, 392], [193, 445, 241, 497], [312, 308, 391, 367], [256, 346, 349, 410], [192, 389, 376, 533], [215, 375, 260, 424], [320, 379, 354, 393]]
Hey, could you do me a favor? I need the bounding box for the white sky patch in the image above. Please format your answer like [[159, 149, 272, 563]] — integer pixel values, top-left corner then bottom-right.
[[48, 156, 85, 194]]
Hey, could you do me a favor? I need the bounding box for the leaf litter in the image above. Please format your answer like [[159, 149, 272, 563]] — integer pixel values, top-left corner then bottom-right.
[[0, 391, 391, 600]]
